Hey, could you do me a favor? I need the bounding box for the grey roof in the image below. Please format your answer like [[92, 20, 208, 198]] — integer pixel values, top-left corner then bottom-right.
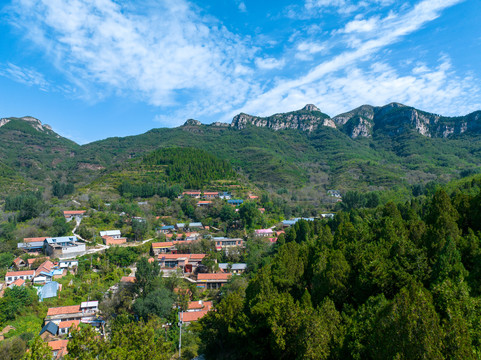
[[17, 241, 44, 249], [218, 263, 247, 270], [39, 281, 59, 301], [39, 321, 58, 336], [99, 230, 121, 237], [189, 222, 203, 227], [45, 236, 78, 244]]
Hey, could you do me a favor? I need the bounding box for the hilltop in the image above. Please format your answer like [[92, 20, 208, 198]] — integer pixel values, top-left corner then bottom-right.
[[1, 103, 481, 203]]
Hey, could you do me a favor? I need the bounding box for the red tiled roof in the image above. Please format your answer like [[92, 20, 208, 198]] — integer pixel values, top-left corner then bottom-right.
[[203, 192, 218, 195], [157, 253, 206, 260], [188, 301, 212, 310], [6, 270, 35, 277], [183, 191, 201, 195], [152, 242, 175, 248], [58, 320, 80, 329], [11, 278, 25, 287], [47, 339, 69, 351], [197, 273, 232, 281], [63, 210, 86, 215], [197, 201, 212, 204], [23, 237, 47, 243], [121, 276, 136, 283], [27, 257, 47, 265], [47, 305, 81, 316], [35, 260, 55, 274], [180, 310, 209, 322]]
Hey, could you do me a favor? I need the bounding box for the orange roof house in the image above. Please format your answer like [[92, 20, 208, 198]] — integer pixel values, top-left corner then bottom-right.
[[102, 236, 127, 246], [47, 305, 81, 317], [180, 310, 210, 324]]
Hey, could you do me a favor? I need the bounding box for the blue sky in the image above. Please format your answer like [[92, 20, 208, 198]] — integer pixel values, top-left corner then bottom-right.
[[0, 0, 480, 144]]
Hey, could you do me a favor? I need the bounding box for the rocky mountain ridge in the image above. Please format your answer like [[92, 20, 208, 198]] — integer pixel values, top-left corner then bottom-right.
[[229, 102, 481, 139]]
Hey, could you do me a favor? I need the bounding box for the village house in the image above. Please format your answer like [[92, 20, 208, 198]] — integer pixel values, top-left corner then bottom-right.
[[39, 321, 58, 341], [47, 339, 69, 359], [157, 253, 205, 273], [182, 191, 201, 198], [196, 273, 232, 289], [202, 192, 219, 199], [151, 241, 178, 255], [227, 199, 243, 206], [179, 310, 209, 325], [58, 320, 80, 336], [99, 230, 122, 238], [158, 225, 175, 234], [8, 278, 25, 289], [102, 235, 127, 246], [188, 222, 203, 230], [44, 237, 86, 259], [17, 237, 46, 254], [219, 192, 232, 200], [187, 300, 213, 312], [28, 257, 48, 268], [179, 300, 213, 325], [33, 260, 65, 284], [59, 259, 78, 269], [63, 210, 86, 222], [255, 229, 274, 237], [13, 257, 27, 269], [197, 200, 212, 207], [218, 263, 247, 274], [176, 223, 185, 231], [37, 281, 60, 302], [5, 270, 35, 285], [212, 237, 245, 251], [45, 301, 99, 325]]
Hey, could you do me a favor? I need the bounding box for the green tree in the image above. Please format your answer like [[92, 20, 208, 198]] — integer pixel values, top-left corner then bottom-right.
[[372, 282, 444, 360], [22, 336, 51, 360], [239, 202, 261, 229]]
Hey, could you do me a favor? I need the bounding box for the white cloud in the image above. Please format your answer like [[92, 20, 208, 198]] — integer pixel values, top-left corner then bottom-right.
[[0, 63, 51, 91], [8, 0, 258, 122], [342, 17, 379, 33], [228, 0, 471, 119], [255, 57, 286, 70], [238, 2, 247, 12], [5, 0, 476, 130]]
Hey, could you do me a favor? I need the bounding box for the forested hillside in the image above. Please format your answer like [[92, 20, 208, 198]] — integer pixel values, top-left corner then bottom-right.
[[199, 178, 481, 359]]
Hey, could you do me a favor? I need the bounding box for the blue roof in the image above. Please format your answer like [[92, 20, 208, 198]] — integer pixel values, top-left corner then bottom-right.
[[38, 281, 59, 301], [39, 321, 58, 336], [160, 225, 175, 230], [227, 199, 243, 204]]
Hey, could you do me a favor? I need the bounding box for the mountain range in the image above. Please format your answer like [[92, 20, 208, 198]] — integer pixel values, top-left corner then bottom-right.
[[1, 102, 481, 202]]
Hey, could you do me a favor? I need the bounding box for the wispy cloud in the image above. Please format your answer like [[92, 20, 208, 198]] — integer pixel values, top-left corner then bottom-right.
[[5, 0, 476, 129], [229, 0, 473, 118], [8, 0, 259, 123], [255, 57, 286, 70], [0, 63, 51, 91]]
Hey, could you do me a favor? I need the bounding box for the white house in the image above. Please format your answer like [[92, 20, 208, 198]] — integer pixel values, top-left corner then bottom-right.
[[99, 230, 122, 238]]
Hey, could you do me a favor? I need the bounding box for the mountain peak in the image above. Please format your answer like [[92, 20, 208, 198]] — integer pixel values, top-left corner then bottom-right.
[[302, 104, 320, 112], [183, 119, 202, 126], [0, 116, 53, 132]]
